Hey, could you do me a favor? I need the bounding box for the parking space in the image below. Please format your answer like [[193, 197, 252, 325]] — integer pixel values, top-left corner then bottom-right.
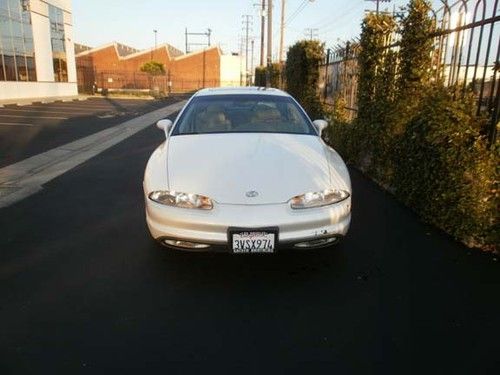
[[0, 95, 187, 167]]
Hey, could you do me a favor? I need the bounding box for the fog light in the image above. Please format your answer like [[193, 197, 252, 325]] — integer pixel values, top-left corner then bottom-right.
[[163, 239, 210, 249], [294, 237, 339, 248]]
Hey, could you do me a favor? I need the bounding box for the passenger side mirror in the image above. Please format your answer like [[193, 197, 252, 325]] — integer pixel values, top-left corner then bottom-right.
[[313, 119, 328, 136], [156, 119, 173, 139]]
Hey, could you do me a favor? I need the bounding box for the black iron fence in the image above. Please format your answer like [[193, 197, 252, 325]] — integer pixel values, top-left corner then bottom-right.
[[77, 67, 241, 95], [320, 0, 499, 144], [319, 42, 360, 120]]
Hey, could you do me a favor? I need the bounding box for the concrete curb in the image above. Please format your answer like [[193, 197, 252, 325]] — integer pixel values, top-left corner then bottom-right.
[[0, 95, 90, 107], [0, 100, 186, 208]]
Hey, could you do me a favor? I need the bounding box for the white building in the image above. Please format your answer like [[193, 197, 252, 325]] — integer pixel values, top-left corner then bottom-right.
[[220, 54, 243, 87], [0, 0, 77, 101]]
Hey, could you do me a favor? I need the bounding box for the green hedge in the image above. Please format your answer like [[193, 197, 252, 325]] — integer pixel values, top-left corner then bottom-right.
[[327, 88, 499, 250], [393, 86, 498, 249], [325, 0, 499, 251], [285, 40, 324, 119]]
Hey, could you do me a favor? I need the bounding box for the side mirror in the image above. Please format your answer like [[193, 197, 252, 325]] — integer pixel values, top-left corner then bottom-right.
[[156, 119, 173, 138], [313, 119, 328, 136]]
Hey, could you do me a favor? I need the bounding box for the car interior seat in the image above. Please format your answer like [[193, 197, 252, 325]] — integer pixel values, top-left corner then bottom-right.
[[194, 105, 231, 133]]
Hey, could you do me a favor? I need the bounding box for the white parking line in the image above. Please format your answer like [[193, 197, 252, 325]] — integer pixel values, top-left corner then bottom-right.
[[29, 104, 127, 110], [0, 108, 106, 115], [0, 114, 67, 120], [0, 122, 35, 127], [0, 100, 186, 208]]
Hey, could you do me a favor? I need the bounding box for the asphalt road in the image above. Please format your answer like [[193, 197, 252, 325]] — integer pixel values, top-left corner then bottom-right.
[[0, 111, 499, 374], [0, 96, 184, 167]]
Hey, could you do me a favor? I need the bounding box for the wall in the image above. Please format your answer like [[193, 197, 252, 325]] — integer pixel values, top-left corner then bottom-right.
[[76, 44, 242, 93], [169, 48, 221, 90]]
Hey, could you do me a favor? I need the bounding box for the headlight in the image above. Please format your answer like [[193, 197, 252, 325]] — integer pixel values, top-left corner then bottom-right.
[[148, 190, 213, 210], [290, 189, 350, 209]]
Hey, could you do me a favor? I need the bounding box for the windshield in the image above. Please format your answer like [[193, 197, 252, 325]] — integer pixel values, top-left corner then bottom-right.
[[171, 94, 316, 136]]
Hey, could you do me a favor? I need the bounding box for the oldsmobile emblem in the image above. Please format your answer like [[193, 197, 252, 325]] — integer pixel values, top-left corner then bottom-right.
[[245, 190, 259, 198]]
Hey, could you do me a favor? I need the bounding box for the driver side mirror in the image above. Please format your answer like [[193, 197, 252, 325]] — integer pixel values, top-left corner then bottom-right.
[[156, 119, 173, 139], [313, 119, 328, 136]]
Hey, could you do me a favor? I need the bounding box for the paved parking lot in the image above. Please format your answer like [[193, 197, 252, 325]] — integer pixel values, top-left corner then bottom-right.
[[0, 96, 185, 167], [0, 115, 498, 373]]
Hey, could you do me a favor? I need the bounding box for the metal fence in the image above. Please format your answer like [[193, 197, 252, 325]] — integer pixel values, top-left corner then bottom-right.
[[77, 67, 241, 95], [320, 0, 500, 143], [319, 42, 360, 121]]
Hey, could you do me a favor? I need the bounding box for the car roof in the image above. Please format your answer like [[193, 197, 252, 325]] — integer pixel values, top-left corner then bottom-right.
[[193, 87, 290, 97]]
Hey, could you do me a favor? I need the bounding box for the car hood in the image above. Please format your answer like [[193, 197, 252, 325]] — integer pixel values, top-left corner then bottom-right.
[[167, 133, 331, 205]]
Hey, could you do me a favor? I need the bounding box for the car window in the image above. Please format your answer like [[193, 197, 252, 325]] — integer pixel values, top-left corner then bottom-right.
[[171, 94, 316, 136]]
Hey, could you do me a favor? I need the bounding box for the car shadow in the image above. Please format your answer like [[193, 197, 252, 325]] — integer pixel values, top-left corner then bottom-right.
[[144, 238, 351, 290]]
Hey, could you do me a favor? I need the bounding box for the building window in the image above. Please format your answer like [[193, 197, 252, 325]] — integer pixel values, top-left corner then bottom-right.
[[49, 4, 67, 82], [0, 0, 37, 81]]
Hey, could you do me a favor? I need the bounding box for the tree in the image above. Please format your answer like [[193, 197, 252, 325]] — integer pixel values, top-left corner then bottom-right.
[[140, 61, 166, 94], [140, 61, 166, 76]]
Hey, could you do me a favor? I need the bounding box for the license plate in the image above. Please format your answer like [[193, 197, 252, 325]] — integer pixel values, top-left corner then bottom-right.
[[231, 231, 275, 253]]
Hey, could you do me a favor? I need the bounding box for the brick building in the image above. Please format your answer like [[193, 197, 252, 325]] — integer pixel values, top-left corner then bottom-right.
[[75, 42, 242, 94]]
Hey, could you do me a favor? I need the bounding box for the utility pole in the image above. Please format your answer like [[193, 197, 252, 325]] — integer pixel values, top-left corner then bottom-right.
[[279, 0, 285, 63], [239, 35, 244, 86], [250, 38, 255, 84], [365, 0, 391, 15], [151, 29, 158, 61], [242, 15, 253, 86], [184, 28, 212, 53], [260, 0, 266, 66], [266, 0, 272, 87], [304, 28, 318, 40]]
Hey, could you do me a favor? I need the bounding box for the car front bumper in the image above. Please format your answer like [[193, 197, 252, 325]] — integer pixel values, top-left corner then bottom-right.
[[145, 195, 351, 251]]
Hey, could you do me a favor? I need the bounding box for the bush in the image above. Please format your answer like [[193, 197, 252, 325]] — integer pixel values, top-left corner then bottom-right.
[[325, 0, 499, 251], [328, 85, 499, 250], [393, 86, 498, 249], [254, 66, 266, 87], [254, 63, 283, 88], [285, 40, 325, 119], [268, 63, 283, 88]]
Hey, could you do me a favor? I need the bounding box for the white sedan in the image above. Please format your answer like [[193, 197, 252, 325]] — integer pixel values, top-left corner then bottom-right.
[[143, 87, 351, 253]]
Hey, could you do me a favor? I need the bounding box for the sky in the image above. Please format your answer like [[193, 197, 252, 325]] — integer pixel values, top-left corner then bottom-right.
[[73, 1, 408, 53], [72, 0, 482, 63]]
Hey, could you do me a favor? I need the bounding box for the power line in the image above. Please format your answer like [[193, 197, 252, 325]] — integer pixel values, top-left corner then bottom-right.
[[318, 3, 365, 35], [284, 0, 308, 26], [310, 1, 361, 31], [272, 0, 312, 46]]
